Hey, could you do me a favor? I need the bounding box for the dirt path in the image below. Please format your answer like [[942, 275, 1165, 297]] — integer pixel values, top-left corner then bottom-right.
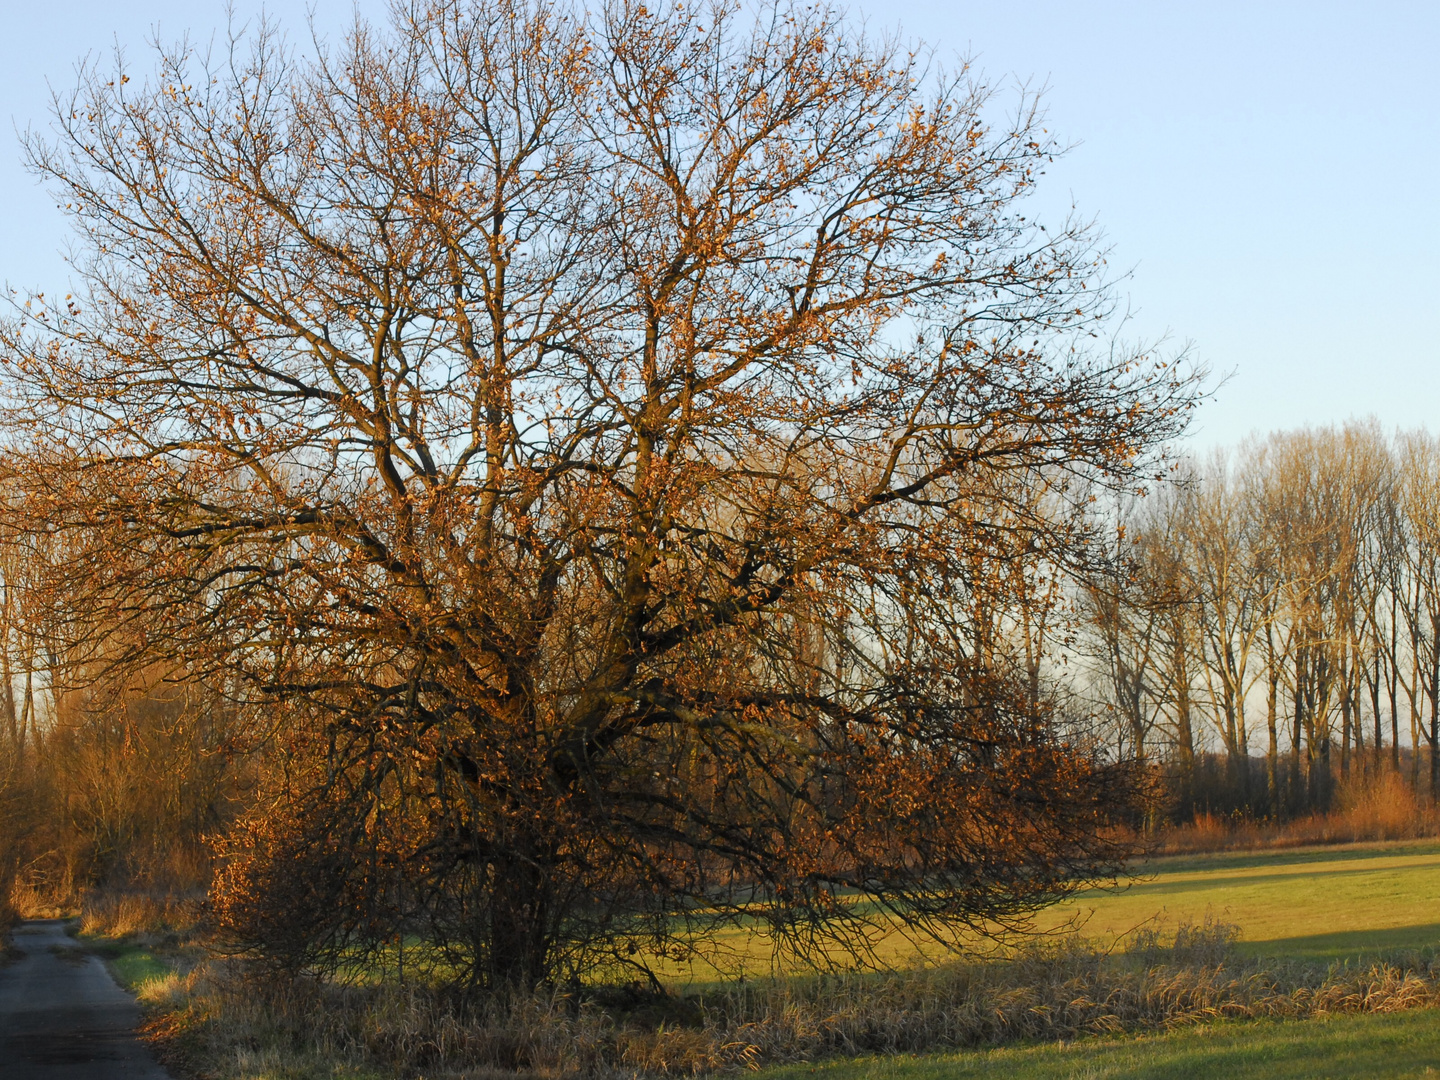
[[0, 919, 172, 1079]]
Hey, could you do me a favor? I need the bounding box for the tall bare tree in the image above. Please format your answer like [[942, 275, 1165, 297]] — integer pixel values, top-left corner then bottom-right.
[[0, 0, 1195, 987], [1397, 431, 1440, 797]]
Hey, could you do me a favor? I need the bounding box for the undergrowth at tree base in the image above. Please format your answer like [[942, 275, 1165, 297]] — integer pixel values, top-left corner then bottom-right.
[[113, 919, 1440, 1080]]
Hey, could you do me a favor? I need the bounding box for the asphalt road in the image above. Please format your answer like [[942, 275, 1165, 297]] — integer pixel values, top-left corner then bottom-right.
[[0, 920, 171, 1079]]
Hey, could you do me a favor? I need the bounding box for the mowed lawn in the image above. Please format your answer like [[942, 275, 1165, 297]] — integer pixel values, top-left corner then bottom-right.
[[661, 839, 1440, 981], [1050, 839, 1440, 963]]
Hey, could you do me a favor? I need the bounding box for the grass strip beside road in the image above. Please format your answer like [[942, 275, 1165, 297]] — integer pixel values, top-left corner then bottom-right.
[[760, 1010, 1440, 1080], [73, 922, 191, 1005]]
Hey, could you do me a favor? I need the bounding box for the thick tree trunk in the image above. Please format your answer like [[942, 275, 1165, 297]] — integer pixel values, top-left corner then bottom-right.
[[487, 857, 551, 991]]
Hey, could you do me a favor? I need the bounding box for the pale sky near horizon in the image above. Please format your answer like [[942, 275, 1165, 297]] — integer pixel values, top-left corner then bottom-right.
[[0, 1, 1433, 451]]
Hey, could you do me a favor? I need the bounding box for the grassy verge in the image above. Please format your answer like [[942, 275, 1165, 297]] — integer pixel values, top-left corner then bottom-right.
[[78, 930, 180, 991], [73, 893, 201, 992]]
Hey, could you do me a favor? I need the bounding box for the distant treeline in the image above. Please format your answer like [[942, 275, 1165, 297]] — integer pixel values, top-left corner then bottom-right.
[[1084, 422, 1440, 820]]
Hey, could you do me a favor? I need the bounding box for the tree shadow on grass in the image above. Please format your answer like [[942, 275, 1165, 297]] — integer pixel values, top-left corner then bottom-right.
[[1237, 922, 1440, 965]]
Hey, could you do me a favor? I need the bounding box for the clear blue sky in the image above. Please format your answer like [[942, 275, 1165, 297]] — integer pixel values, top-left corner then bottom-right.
[[0, 1, 1434, 449]]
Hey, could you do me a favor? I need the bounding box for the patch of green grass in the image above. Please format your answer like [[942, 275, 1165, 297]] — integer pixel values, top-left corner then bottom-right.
[[1049, 839, 1440, 963], [74, 930, 178, 991], [758, 1009, 1440, 1080], [105, 944, 173, 990]]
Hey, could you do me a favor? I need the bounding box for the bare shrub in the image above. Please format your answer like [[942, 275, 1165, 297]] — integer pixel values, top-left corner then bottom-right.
[[1337, 770, 1429, 841]]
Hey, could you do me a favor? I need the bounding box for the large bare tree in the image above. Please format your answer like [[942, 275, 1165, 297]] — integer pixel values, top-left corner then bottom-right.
[[0, 0, 1196, 988]]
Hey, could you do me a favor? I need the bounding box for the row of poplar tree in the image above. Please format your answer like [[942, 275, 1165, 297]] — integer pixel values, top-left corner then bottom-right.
[[1083, 422, 1440, 818]]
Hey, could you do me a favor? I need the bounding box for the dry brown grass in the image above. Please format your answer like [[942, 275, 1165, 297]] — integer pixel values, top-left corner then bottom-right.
[[8, 879, 75, 920], [132, 919, 1440, 1079], [80, 890, 198, 940]]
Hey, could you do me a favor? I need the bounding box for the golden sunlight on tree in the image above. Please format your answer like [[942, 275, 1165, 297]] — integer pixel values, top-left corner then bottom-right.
[[0, 0, 1197, 989]]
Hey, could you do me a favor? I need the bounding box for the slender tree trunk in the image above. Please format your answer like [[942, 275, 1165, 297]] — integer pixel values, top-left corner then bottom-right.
[[1412, 599, 1423, 790], [1, 634, 17, 751], [1392, 692, 1402, 771], [1340, 685, 1352, 780], [1335, 635, 1349, 781], [17, 667, 32, 758], [1372, 651, 1384, 774], [1392, 597, 1403, 772], [1173, 618, 1195, 779], [1266, 666, 1280, 817], [1353, 671, 1366, 771], [1411, 707, 1421, 790], [1290, 652, 1304, 815], [1319, 727, 1332, 810], [1430, 657, 1440, 801]]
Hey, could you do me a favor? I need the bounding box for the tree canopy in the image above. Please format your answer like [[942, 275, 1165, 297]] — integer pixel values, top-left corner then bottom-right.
[[0, 0, 1197, 989]]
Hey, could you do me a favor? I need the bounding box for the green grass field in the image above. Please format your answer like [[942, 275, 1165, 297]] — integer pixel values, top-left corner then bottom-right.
[[753, 839, 1440, 1079], [261, 838, 1440, 988], [1053, 839, 1440, 963], [654, 838, 1440, 983]]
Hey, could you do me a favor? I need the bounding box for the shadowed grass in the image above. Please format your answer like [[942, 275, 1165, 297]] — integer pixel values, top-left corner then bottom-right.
[[757, 1009, 1440, 1080]]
